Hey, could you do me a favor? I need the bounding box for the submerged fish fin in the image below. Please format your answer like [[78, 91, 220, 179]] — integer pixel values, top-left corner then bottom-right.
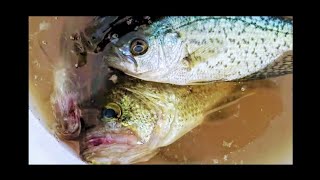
[[237, 50, 293, 81], [203, 91, 255, 121], [204, 79, 278, 121]]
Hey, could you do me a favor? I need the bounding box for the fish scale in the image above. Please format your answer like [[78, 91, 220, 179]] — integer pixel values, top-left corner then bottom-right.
[[81, 75, 254, 164], [103, 16, 292, 85]]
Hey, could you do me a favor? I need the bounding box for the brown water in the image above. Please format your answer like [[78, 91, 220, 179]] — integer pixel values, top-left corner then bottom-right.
[[29, 16, 292, 164]]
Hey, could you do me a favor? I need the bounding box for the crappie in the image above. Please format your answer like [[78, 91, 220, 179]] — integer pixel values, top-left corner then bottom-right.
[[102, 16, 292, 85], [80, 75, 254, 164]]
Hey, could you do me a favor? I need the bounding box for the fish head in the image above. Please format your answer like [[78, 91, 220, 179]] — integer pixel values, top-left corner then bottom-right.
[[103, 28, 184, 80], [80, 80, 174, 164]]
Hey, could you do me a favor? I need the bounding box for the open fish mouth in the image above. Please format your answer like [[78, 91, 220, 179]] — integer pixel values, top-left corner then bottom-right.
[[80, 128, 160, 164], [80, 129, 141, 164], [85, 131, 138, 149]]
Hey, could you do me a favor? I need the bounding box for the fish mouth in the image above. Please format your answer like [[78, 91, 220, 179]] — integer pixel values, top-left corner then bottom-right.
[[80, 129, 153, 164], [104, 45, 151, 75], [84, 131, 138, 149]]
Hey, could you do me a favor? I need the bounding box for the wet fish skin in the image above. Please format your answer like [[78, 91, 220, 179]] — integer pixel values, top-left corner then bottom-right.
[[80, 74, 253, 164], [103, 16, 292, 85]]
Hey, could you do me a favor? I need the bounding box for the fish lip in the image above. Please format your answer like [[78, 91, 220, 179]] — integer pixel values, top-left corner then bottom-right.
[[83, 129, 139, 150], [80, 129, 154, 164], [110, 46, 139, 72]]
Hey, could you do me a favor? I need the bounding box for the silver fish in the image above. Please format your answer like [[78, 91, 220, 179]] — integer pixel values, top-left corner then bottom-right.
[[102, 16, 292, 85]]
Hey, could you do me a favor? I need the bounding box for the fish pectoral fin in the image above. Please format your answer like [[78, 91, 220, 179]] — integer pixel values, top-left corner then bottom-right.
[[237, 50, 293, 81], [203, 78, 278, 121], [182, 44, 218, 69], [203, 91, 255, 121]]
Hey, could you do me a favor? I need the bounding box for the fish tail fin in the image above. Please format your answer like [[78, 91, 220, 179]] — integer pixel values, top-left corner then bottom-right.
[[238, 51, 293, 81]]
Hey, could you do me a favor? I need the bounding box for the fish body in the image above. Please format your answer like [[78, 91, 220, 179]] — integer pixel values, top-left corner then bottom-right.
[[102, 16, 292, 85], [80, 75, 249, 164]]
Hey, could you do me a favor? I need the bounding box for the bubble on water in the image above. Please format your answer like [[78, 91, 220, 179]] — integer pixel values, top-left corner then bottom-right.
[[54, 17, 58, 20], [183, 155, 188, 162], [241, 85, 247, 92], [223, 155, 228, 161], [222, 140, 234, 148], [41, 40, 48, 45], [34, 75, 38, 80], [33, 60, 40, 68], [39, 21, 50, 31], [212, 159, 219, 164]]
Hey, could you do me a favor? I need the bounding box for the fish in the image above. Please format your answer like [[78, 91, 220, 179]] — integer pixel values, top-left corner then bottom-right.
[[101, 16, 292, 85], [48, 18, 110, 140], [79, 75, 257, 164]]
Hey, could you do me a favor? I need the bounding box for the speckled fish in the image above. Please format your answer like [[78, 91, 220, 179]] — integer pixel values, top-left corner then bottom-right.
[[102, 16, 292, 85], [79, 75, 255, 164]]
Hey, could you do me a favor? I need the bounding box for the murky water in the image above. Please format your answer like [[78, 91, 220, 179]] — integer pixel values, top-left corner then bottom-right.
[[29, 16, 292, 164]]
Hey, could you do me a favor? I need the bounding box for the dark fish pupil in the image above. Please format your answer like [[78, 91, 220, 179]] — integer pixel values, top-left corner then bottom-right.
[[103, 109, 117, 118], [134, 45, 143, 53]]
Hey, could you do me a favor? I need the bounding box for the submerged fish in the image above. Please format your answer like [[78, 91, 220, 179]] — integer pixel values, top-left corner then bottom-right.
[[79, 75, 255, 164], [49, 19, 109, 140], [102, 16, 292, 85]]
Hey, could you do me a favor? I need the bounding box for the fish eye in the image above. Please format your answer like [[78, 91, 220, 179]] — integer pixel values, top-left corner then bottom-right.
[[130, 39, 148, 56], [101, 103, 122, 121], [102, 108, 117, 118]]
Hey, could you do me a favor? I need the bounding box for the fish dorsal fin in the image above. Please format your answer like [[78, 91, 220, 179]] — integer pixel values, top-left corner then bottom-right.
[[237, 50, 293, 81]]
